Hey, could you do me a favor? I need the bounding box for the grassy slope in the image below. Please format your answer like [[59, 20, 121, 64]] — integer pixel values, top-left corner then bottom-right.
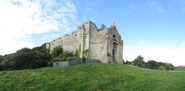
[[0, 63, 185, 91], [175, 68, 185, 71]]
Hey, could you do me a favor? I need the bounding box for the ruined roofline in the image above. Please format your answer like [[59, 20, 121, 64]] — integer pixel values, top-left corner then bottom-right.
[[50, 20, 120, 43], [77, 20, 98, 31], [77, 21, 118, 33]]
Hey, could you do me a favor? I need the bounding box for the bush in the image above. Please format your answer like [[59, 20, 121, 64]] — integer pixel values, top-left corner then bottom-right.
[[113, 38, 117, 41], [107, 52, 110, 56], [52, 45, 63, 58], [132, 55, 145, 68], [165, 63, 174, 70], [0, 55, 4, 64], [78, 44, 81, 57], [125, 60, 132, 65], [147, 60, 158, 69], [0, 65, 4, 71], [51, 46, 80, 62], [66, 57, 70, 61], [52, 57, 62, 62], [1, 47, 51, 70], [158, 66, 166, 71]]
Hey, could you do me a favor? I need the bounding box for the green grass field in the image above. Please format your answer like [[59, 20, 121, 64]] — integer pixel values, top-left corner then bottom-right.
[[0, 63, 185, 91], [175, 68, 185, 71]]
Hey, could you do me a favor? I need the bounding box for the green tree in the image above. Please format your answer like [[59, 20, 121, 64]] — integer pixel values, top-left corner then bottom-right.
[[1, 47, 51, 70], [0, 55, 4, 64], [158, 66, 166, 71], [147, 60, 158, 69], [52, 45, 63, 58], [132, 55, 145, 68], [125, 60, 132, 65], [165, 63, 174, 70], [157, 62, 165, 67]]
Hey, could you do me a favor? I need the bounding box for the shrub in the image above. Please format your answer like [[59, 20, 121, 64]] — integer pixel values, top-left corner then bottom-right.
[[52, 57, 62, 62], [158, 66, 166, 71], [132, 55, 145, 68], [75, 49, 78, 57], [107, 52, 110, 56], [0, 55, 4, 64], [78, 44, 81, 57], [113, 38, 117, 41], [83, 49, 88, 56], [147, 60, 158, 69], [1, 47, 51, 70], [61, 57, 66, 61], [66, 57, 70, 61], [165, 63, 174, 70], [52, 45, 63, 58], [68, 52, 74, 57], [125, 60, 132, 65]]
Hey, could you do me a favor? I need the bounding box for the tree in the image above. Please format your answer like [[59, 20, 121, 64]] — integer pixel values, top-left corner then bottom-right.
[[1, 47, 51, 70], [147, 60, 158, 69], [165, 63, 174, 70], [0, 55, 4, 64], [132, 55, 145, 68], [99, 24, 106, 31], [158, 66, 166, 71], [125, 60, 132, 65], [52, 45, 63, 58]]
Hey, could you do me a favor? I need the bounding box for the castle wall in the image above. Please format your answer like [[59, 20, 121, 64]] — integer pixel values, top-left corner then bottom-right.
[[46, 21, 123, 63], [49, 29, 81, 54], [107, 26, 123, 63], [87, 22, 108, 63]]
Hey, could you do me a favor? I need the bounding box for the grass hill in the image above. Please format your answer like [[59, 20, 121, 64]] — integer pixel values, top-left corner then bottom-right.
[[0, 63, 185, 91]]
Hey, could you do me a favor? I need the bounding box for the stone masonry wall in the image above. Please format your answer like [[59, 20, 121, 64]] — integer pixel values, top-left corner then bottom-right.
[[46, 21, 123, 63]]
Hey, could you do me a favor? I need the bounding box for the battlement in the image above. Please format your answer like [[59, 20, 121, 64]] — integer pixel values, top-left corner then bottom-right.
[[46, 21, 123, 64]]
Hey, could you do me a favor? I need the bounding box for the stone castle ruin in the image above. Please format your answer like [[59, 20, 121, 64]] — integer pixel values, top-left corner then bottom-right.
[[45, 21, 123, 63]]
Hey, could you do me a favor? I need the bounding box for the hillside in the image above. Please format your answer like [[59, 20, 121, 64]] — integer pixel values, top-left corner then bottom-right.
[[0, 63, 185, 91]]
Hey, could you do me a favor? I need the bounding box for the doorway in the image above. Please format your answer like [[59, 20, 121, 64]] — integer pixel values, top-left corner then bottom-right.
[[112, 49, 115, 62]]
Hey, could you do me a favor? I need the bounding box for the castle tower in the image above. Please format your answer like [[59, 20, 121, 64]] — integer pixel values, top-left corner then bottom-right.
[[46, 21, 123, 64]]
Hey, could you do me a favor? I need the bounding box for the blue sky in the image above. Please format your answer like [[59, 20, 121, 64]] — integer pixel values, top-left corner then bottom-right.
[[0, 0, 185, 66]]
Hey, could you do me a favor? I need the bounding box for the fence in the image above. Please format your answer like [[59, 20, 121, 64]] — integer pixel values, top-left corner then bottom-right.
[[53, 58, 101, 67]]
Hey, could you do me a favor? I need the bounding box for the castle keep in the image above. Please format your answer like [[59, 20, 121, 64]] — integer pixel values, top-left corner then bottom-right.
[[46, 21, 123, 63]]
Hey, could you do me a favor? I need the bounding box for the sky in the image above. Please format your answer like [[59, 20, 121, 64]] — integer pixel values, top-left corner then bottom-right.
[[0, 0, 185, 66]]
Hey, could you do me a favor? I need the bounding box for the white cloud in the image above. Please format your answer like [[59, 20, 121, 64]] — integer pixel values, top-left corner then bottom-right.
[[0, 0, 78, 55], [82, 7, 97, 21], [180, 42, 185, 51], [124, 45, 185, 66], [147, 0, 165, 13], [138, 39, 145, 44], [81, 0, 104, 22]]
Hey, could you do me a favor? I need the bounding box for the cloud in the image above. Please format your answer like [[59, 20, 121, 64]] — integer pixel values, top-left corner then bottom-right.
[[172, 0, 185, 12], [180, 42, 185, 51], [81, 0, 104, 22], [127, 4, 136, 14], [82, 7, 97, 21], [147, 0, 165, 13], [138, 39, 145, 44], [174, 0, 185, 7], [0, 0, 79, 55], [124, 46, 185, 66]]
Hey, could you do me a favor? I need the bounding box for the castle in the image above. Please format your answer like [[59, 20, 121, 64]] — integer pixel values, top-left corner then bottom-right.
[[45, 21, 123, 64]]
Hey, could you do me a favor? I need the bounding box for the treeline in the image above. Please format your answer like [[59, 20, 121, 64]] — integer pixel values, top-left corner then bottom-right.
[[0, 45, 81, 71], [52, 45, 80, 62], [0, 45, 52, 71], [124, 55, 174, 71]]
